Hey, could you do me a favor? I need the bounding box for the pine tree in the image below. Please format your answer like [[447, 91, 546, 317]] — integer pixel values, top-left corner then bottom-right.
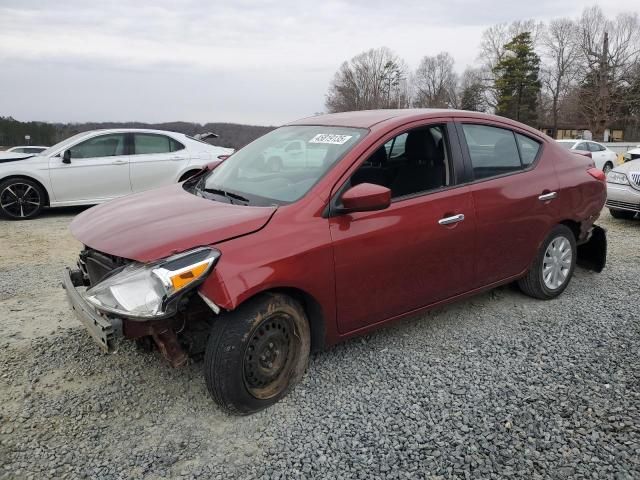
[[493, 32, 541, 125]]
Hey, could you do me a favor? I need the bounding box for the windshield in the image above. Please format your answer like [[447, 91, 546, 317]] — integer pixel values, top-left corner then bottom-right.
[[40, 132, 92, 156], [192, 125, 366, 205], [557, 141, 576, 150]]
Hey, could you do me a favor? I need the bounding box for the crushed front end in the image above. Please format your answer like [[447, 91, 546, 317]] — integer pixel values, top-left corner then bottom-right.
[[63, 246, 221, 367]]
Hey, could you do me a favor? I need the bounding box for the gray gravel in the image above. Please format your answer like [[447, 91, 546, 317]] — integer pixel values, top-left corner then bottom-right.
[[1, 209, 639, 479]]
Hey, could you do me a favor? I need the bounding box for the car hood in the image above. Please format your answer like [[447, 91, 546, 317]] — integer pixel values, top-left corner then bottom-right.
[[70, 184, 277, 262], [613, 158, 640, 173], [0, 152, 36, 163]]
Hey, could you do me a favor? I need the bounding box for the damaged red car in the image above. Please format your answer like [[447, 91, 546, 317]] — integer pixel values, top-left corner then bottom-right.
[[63, 109, 607, 414]]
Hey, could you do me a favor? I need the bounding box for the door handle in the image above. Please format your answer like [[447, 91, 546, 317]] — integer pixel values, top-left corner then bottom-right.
[[111, 160, 127, 165], [538, 191, 557, 201], [438, 214, 465, 225], [170, 156, 186, 161]]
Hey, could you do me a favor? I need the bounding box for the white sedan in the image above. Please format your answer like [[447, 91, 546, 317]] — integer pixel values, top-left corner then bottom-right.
[[556, 139, 618, 174], [0, 129, 233, 219]]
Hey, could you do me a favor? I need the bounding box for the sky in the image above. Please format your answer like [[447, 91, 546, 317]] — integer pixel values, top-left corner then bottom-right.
[[0, 0, 638, 126]]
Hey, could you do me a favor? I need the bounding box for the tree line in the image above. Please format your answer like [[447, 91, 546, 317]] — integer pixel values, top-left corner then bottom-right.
[[325, 6, 640, 141], [0, 117, 275, 150]]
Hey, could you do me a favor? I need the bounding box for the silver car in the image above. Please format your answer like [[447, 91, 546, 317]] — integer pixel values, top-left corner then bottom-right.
[[605, 158, 640, 219]]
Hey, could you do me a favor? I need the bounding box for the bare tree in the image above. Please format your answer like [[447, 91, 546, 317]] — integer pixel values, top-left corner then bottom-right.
[[540, 18, 581, 137], [412, 52, 458, 108], [458, 68, 487, 112], [574, 6, 640, 140], [325, 47, 410, 113]]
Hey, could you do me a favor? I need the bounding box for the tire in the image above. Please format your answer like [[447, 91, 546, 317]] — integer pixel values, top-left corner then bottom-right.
[[204, 293, 310, 415], [266, 156, 283, 172], [518, 225, 577, 300], [602, 162, 613, 175], [609, 208, 636, 220], [0, 177, 46, 220]]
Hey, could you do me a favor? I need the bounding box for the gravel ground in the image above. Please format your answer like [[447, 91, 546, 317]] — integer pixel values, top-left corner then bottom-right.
[[0, 208, 639, 479]]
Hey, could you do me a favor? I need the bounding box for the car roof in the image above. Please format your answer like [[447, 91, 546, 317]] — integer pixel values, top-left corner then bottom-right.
[[77, 128, 187, 137], [287, 109, 546, 138]]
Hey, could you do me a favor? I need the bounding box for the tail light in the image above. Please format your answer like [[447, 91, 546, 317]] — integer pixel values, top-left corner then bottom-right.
[[587, 167, 606, 181]]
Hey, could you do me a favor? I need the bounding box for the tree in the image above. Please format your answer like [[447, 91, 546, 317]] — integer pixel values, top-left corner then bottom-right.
[[478, 20, 543, 109], [540, 18, 581, 138], [458, 68, 487, 112], [412, 52, 457, 108], [325, 47, 410, 113], [574, 6, 640, 140], [493, 32, 541, 125]]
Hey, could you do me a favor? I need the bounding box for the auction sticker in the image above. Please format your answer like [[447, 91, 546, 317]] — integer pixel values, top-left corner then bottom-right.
[[309, 134, 353, 145]]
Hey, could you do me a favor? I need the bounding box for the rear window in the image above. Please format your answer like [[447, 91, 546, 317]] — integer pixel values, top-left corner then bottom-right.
[[516, 134, 541, 166], [134, 134, 184, 154]]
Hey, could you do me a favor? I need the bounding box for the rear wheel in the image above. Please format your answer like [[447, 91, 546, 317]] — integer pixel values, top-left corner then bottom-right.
[[518, 225, 576, 300], [609, 208, 636, 220], [602, 162, 613, 175], [0, 177, 45, 220], [204, 293, 310, 415]]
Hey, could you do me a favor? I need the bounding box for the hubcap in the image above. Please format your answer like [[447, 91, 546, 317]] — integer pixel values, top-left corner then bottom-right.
[[542, 236, 572, 290], [603, 164, 612, 174], [243, 314, 294, 399], [0, 183, 41, 218]]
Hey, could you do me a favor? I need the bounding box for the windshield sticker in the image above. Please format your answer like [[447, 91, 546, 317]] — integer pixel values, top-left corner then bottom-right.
[[309, 134, 353, 145]]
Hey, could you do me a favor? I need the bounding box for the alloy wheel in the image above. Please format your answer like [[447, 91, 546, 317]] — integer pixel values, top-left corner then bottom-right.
[[542, 236, 572, 290], [0, 182, 41, 218]]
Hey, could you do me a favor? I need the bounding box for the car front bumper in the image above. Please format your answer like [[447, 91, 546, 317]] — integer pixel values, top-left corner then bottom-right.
[[62, 267, 122, 352], [606, 183, 640, 213]]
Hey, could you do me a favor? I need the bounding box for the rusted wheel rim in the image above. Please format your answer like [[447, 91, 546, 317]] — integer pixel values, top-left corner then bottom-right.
[[243, 314, 296, 399]]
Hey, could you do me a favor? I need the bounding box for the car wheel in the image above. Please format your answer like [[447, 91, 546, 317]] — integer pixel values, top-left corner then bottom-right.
[[0, 177, 45, 220], [204, 292, 310, 415], [602, 162, 613, 175], [266, 156, 283, 172], [609, 208, 636, 220], [518, 225, 576, 300]]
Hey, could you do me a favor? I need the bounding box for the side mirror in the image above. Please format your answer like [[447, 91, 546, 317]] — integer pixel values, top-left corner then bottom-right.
[[62, 149, 71, 164], [339, 183, 391, 214]]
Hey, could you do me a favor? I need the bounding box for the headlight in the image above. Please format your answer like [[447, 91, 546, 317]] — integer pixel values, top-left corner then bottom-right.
[[606, 171, 630, 185], [84, 247, 220, 319]]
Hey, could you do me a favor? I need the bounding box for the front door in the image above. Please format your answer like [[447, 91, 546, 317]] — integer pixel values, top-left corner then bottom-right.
[[48, 133, 131, 203], [329, 122, 476, 334]]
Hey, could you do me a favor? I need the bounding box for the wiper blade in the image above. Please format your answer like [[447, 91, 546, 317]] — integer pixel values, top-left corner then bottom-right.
[[203, 188, 249, 204]]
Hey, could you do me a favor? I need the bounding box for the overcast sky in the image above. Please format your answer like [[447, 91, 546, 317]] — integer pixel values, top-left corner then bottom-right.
[[0, 0, 637, 126]]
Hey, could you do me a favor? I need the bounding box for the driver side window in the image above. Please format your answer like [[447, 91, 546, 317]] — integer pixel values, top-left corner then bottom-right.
[[70, 134, 126, 159], [351, 125, 450, 199]]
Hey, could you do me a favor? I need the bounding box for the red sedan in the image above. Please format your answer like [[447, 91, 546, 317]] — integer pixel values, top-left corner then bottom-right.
[[63, 109, 607, 414]]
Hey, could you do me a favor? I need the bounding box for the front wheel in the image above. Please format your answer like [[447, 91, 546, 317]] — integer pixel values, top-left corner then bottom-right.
[[518, 225, 576, 300], [0, 177, 45, 220], [204, 293, 310, 415]]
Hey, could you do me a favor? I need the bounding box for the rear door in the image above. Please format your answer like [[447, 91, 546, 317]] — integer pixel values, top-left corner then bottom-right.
[[129, 133, 188, 192], [48, 133, 131, 202], [330, 120, 477, 333], [456, 121, 559, 287]]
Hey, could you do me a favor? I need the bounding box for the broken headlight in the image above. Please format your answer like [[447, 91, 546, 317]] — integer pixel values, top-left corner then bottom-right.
[[83, 247, 220, 319]]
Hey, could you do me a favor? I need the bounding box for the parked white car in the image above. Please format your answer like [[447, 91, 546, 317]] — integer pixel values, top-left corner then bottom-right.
[[556, 139, 618, 174], [622, 146, 640, 163], [605, 158, 640, 219], [0, 129, 233, 219]]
